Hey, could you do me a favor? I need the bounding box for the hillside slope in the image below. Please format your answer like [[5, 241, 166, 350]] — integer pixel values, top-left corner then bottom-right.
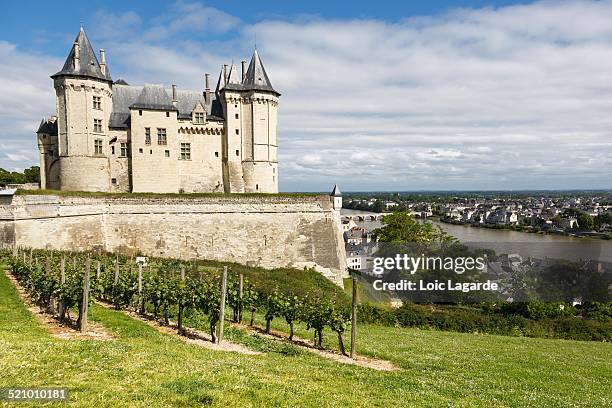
[[1, 264, 611, 407]]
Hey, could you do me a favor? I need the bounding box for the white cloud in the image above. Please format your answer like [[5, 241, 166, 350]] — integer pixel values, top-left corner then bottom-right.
[[1, 0, 612, 189]]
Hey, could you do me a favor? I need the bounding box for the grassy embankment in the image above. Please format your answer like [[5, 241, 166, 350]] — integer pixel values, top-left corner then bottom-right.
[[1, 263, 611, 407]]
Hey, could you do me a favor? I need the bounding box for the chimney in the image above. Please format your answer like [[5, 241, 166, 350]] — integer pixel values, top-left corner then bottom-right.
[[171, 83, 177, 107], [73, 41, 80, 70], [99, 49, 106, 75], [223, 64, 228, 83], [241, 60, 247, 83], [204, 73, 211, 104]]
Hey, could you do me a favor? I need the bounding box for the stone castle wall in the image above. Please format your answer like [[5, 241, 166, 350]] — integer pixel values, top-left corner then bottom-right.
[[0, 194, 347, 285]]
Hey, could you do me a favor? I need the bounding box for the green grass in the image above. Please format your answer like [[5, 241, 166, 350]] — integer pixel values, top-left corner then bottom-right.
[[15, 189, 322, 199], [1, 264, 611, 407]]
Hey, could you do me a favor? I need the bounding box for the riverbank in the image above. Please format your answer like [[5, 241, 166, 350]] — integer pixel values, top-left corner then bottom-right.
[[437, 217, 612, 240]]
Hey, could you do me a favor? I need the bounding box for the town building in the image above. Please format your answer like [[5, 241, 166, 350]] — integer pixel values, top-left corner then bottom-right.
[[36, 26, 280, 193]]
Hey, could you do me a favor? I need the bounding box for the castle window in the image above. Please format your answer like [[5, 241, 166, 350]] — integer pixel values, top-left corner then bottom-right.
[[235, 150, 239, 156], [139, 148, 143, 154], [256, 184, 259, 190], [215, 151, 219, 157], [273, 176, 275, 182], [180, 143, 191, 160], [235, 129, 239, 135], [157, 128, 167, 145], [145, 128, 151, 145], [120, 143, 128, 157], [94, 139, 103, 155], [93, 119, 103, 133], [111, 146, 115, 155], [235, 113, 239, 119], [139, 110, 142, 116], [165, 150, 170, 157], [111, 178, 117, 185], [194, 112, 204, 124], [166, 112, 170, 117], [93, 96, 102, 110]]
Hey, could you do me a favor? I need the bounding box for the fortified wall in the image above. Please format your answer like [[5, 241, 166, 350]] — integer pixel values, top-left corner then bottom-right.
[[0, 193, 347, 285]]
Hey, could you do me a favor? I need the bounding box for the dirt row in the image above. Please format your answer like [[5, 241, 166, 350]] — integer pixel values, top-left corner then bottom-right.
[[4, 267, 398, 370], [3, 268, 114, 341]]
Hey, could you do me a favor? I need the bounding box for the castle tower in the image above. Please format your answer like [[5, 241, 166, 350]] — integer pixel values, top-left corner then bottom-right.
[[330, 184, 342, 210], [218, 63, 245, 193], [51, 26, 113, 191], [218, 50, 280, 193]]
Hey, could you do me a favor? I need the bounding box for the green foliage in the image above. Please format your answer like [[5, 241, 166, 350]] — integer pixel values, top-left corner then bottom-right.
[[0, 166, 39, 185], [373, 211, 456, 244], [6, 248, 353, 351], [358, 301, 612, 341]]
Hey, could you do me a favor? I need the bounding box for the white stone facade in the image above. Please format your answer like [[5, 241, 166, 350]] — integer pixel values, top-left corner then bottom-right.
[[37, 27, 279, 194]]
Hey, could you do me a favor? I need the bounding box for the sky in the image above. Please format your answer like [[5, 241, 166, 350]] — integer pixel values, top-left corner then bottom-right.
[[1, 0, 611, 192]]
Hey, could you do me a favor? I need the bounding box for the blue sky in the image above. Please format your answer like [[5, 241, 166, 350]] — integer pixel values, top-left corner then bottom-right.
[[1, 0, 612, 191]]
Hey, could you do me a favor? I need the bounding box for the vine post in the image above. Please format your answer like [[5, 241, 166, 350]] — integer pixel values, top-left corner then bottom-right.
[[350, 276, 357, 359], [59, 256, 66, 322], [137, 263, 144, 314], [217, 266, 228, 344], [80, 258, 91, 333], [114, 259, 119, 286], [238, 274, 244, 323], [45, 257, 54, 314], [177, 265, 185, 335]]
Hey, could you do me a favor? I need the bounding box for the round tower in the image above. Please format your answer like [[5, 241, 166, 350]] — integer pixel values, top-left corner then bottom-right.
[[220, 51, 280, 194], [52, 27, 113, 192]]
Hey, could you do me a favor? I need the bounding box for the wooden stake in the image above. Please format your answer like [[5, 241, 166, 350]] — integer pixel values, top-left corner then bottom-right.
[[96, 261, 101, 280], [137, 263, 144, 314], [177, 265, 185, 334], [350, 276, 357, 359], [45, 257, 54, 314], [80, 258, 91, 333], [239, 273, 244, 323], [59, 256, 66, 322], [114, 259, 119, 286], [217, 267, 228, 344]]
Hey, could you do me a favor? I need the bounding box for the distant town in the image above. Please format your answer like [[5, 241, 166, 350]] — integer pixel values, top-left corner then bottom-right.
[[343, 191, 612, 240]]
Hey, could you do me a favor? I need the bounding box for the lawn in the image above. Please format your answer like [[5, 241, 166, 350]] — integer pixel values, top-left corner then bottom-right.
[[1, 265, 611, 407]]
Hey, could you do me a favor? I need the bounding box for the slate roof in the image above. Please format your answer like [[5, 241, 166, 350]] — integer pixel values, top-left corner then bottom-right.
[[52, 27, 111, 82], [243, 50, 276, 93], [36, 118, 58, 135], [109, 84, 218, 128], [130, 84, 177, 111], [331, 184, 342, 197], [219, 50, 280, 96]]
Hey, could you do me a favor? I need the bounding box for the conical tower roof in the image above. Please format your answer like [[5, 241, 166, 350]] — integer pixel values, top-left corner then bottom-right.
[[243, 50, 278, 94], [330, 184, 342, 197], [52, 26, 111, 82]]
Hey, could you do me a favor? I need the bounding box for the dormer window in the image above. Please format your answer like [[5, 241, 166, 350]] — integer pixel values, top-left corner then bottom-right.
[[194, 112, 204, 124]]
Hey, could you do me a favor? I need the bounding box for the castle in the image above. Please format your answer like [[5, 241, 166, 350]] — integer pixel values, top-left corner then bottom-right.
[[36, 27, 280, 194]]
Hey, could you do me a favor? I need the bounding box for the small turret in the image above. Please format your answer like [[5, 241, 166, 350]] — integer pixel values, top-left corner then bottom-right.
[[330, 184, 342, 210]]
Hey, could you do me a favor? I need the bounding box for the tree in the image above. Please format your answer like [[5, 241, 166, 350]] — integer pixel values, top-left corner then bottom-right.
[[372, 212, 456, 244], [370, 200, 385, 213], [24, 166, 40, 183], [577, 212, 594, 231], [0, 166, 39, 185]]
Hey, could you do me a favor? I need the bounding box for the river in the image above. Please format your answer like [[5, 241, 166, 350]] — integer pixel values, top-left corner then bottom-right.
[[341, 209, 612, 263]]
